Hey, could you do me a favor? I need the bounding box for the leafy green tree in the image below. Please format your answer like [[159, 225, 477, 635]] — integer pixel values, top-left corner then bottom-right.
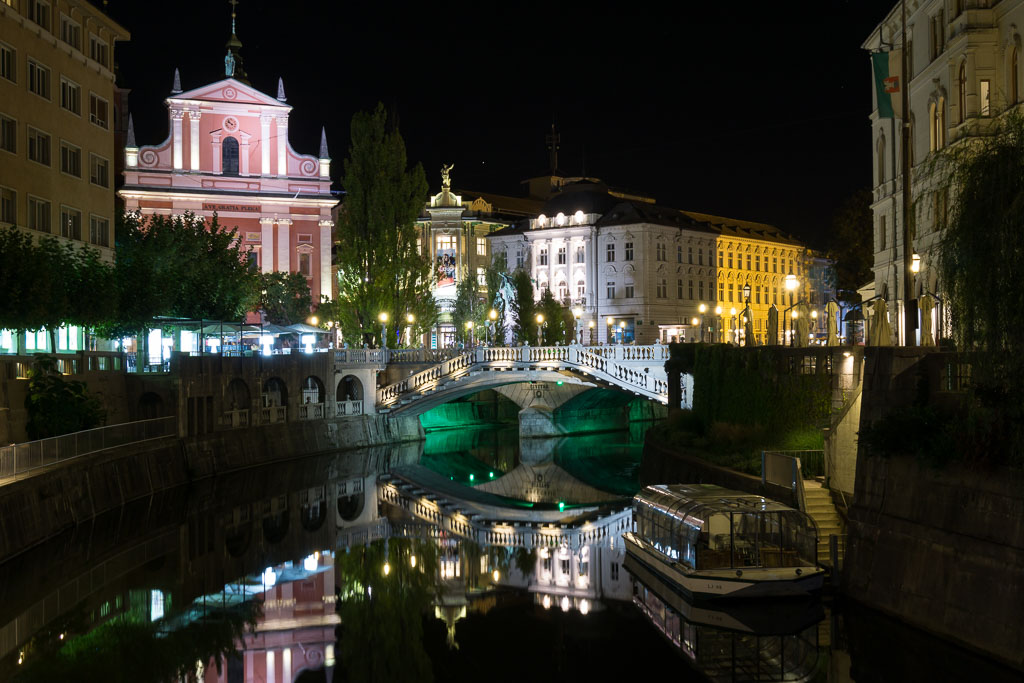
[[24, 356, 105, 439], [258, 272, 313, 326], [537, 288, 568, 345], [453, 271, 484, 344], [483, 253, 508, 344], [510, 269, 535, 344], [334, 104, 437, 347], [826, 188, 873, 301]]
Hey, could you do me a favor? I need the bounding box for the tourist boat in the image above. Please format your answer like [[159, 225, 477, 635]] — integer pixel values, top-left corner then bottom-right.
[[623, 484, 825, 600]]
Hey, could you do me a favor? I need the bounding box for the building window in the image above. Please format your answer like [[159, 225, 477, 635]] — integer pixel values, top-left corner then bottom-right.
[[475, 237, 487, 256], [727, 252, 733, 269], [295, 250, 311, 277], [89, 35, 108, 68], [698, 249, 703, 266], [625, 281, 634, 298], [60, 141, 80, 177], [558, 280, 568, 300], [575, 245, 585, 263], [686, 246, 692, 264], [28, 59, 50, 99], [0, 114, 14, 153], [89, 93, 108, 129], [772, 257, 778, 273], [539, 247, 548, 266], [718, 282, 724, 301], [60, 77, 80, 114], [624, 242, 633, 261], [89, 215, 109, 247], [27, 127, 50, 165], [515, 248, 524, 269], [688, 279, 694, 299], [677, 278, 683, 299], [980, 79, 991, 117], [479, 267, 487, 287], [28, 196, 50, 232], [657, 279, 666, 298], [222, 136, 239, 175], [729, 284, 735, 302], [656, 242, 666, 261], [746, 254, 752, 270], [606, 281, 614, 299], [0, 42, 14, 83], [416, 237, 422, 255], [557, 246, 566, 264], [755, 287, 761, 304], [60, 15, 81, 50], [27, 0, 51, 31], [576, 279, 585, 298], [606, 243, 615, 262], [0, 186, 15, 225], [931, 11, 944, 60], [709, 250, 715, 267], [90, 154, 109, 187], [880, 214, 887, 250], [699, 280, 704, 300], [60, 206, 81, 240], [958, 62, 966, 123], [718, 250, 724, 267], [677, 245, 683, 263]]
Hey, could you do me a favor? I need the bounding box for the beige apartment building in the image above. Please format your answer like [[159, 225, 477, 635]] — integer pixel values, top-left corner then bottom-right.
[[0, 0, 129, 263]]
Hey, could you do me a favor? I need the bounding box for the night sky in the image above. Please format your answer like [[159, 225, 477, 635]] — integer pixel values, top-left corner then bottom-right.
[[107, 0, 896, 248]]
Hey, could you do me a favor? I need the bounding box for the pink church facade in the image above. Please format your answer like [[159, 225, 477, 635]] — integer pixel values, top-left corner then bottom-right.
[[120, 77, 338, 305]]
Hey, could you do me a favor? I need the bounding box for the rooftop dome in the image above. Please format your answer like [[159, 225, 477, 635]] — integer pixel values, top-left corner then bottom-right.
[[540, 180, 619, 218]]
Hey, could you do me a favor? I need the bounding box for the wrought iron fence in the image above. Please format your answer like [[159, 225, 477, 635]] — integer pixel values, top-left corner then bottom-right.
[[0, 416, 176, 482]]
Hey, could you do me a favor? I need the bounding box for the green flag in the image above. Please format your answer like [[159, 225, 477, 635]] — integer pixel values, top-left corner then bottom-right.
[[872, 50, 903, 119]]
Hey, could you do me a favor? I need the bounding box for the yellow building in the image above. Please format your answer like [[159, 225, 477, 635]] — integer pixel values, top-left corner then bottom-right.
[[0, 0, 128, 354], [0, 0, 129, 261], [683, 212, 807, 345]]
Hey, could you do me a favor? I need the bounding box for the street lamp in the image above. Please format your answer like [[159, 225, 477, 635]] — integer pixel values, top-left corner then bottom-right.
[[465, 320, 474, 347], [488, 308, 498, 345], [911, 253, 921, 274], [606, 315, 614, 344], [378, 311, 389, 350], [698, 303, 707, 343], [536, 313, 545, 346], [572, 306, 583, 343], [587, 319, 595, 345], [406, 312, 415, 347], [618, 320, 626, 344]]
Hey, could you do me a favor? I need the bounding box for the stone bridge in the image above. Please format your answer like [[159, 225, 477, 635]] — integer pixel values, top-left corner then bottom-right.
[[377, 344, 677, 417]]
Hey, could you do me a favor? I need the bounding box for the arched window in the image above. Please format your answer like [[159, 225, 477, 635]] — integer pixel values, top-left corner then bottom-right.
[[876, 135, 885, 185], [576, 279, 585, 298], [958, 62, 967, 124], [222, 136, 239, 176], [558, 281, 568, 301]]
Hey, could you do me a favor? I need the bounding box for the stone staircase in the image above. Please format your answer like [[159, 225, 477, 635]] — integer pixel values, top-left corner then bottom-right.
[[802, 480, 844, 567]]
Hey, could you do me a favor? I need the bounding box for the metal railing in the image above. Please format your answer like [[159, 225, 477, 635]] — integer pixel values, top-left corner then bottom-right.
[[761, 450, 825, 512], [0, 416, 177, 482]]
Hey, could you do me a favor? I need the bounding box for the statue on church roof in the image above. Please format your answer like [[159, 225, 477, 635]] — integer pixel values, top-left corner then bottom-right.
[[441, 163, 454, 190], [224, 50, 235, 77]]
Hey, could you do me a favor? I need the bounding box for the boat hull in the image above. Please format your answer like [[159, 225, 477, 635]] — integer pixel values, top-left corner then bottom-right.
[[623, 532, 825, 601]]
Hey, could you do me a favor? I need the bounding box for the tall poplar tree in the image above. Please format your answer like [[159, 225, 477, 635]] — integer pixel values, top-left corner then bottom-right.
[[334, 104, 437, 346]]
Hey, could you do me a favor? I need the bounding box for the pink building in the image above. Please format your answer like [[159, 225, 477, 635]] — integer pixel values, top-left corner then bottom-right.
[[119, 73, 337, 305]]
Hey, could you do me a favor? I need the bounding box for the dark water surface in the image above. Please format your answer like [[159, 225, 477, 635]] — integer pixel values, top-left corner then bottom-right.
[[0, 422, 1017, 682]]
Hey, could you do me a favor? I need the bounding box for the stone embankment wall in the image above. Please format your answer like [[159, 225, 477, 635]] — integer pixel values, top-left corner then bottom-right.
[[845, 455, 1024, 671], [0, 414, 422, 561]]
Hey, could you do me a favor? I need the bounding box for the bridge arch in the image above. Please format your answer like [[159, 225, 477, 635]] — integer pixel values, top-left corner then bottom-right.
[[225, 378, 250, 411], [263, 377, 288, 407], [337, 374, 363, 403], [302, 375, 324, 405], [262, 510, 289, 544]]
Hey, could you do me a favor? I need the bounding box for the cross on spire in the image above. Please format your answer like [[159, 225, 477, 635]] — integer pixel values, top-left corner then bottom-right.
[[546, 123, 560, 175]]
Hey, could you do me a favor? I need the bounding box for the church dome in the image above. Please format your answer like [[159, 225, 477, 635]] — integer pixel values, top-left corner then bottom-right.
[[540, 180, 618, 218]]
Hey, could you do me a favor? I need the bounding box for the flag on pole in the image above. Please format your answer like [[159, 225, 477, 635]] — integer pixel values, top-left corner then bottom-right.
[[872, 50, 903, 118]]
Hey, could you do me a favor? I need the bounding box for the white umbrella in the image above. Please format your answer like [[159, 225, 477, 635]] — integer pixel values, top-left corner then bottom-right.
[[826, 301, 839, 346], [869, 299, 892, 346], [920, 294, 936, 347]]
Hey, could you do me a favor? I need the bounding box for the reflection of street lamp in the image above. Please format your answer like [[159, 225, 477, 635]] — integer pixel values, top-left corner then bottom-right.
[[572, 306, 583, 343], [378, 311, 389, 349], [536, 313, 545, 346]]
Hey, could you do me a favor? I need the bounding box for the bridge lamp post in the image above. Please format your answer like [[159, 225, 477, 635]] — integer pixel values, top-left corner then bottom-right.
[[488, 308, 497, 345], [536, 313, 545, 346], [618, 320, 626, 344], [698, 303, 707, 343], [572, 306, 583, 344], [714, 306, 723, 343], [606, 316, 614, 345], [588, 320, 595, 345], [378, 311, 389, 350], [465, 320, 474, 347]]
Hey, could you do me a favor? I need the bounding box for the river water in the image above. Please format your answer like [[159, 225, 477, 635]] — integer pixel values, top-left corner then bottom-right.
[[0, 420, 1016, 682]]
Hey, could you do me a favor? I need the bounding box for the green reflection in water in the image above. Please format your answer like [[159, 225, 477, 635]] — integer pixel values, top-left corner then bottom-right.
[[553, 422, 652, 496], [420, 425, 519, 483]]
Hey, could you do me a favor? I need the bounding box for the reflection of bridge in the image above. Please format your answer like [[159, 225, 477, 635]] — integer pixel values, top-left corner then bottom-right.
[[376, 344, 676, 414]]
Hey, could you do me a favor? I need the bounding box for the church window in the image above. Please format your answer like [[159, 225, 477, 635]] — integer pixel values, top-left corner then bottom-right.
[[222, 137, 239, 176], [624, 242, 634, 261], [576, 245, 585, 263], [476, 237, 487, 256], [557, 246, 566, 264], [539, 248, 548, 266], [880, 215, 887, 250], [606, 243, 615, 262], [298, 251, 311, 277]]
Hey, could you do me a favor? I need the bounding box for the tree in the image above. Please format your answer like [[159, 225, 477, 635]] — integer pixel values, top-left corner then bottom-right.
[[537, 288, 569, 345], [483, 253, 509, 344], [334, 104, 437, 347], [258, 272, 313, 326], [24, 356, 105, 439], [453, 271, 483, 344], [826, 188, 873, 301], [510, 269, 535, 344]]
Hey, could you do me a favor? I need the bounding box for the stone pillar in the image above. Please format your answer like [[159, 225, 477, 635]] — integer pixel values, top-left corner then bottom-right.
[[266, 650, 275, 683], [171, 109, 185, 170], [276, 115, 288, 177], [260, 218, 275, 273], [211, 131, 222, 174], [277, 219, 291, 272], [282, 648, 291, 682], [319, 219, 334, 301], [188, 110, 201, 171], [260, 114, 273, 176]]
